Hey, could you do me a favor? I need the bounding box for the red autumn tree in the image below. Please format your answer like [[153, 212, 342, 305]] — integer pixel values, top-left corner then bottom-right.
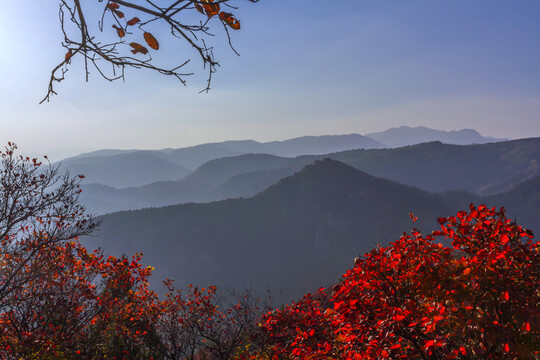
[[43, 0, 259, 103], [0, 143, 266, 359], [256, 205, 539, 359], [0, 144, 161, 357], [0, 142, 97, 310], [0, 244, 161, 359]]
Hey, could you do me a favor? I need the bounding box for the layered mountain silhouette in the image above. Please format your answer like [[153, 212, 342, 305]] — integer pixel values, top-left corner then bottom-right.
[[85, 159, 539, 304], [79, 138, 540, 214], [62, 134, 384, 188], [61, 127, 503, 189], [365, 126, 507, 148], [79, 154, 306, 213]]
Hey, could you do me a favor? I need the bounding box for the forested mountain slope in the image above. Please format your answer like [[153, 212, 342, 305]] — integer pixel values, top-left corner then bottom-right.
[[85, 159, 540, 304]]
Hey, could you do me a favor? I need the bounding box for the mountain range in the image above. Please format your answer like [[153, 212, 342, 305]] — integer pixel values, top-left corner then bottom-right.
[[61, 134, 383, 187], [84, 159, 540, 304], [79, 138, 540, 214], [60, 126, 506, 189]]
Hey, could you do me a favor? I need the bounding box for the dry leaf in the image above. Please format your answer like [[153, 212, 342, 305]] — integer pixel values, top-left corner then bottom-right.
[[144, 32, 159, 50]]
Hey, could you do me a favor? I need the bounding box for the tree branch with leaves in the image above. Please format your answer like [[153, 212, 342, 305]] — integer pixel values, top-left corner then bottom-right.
[[42, 0, 259, 103]]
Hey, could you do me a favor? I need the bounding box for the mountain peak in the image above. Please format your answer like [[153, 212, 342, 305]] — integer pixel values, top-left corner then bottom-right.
[[256, 158, 393, 202]]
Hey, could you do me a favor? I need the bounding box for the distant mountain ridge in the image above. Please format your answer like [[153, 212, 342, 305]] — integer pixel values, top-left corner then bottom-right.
[[60, 134, 384, 189], [79, 138, 540, 214], [365, 126, 507, 148], [60, 127, 504, 189]]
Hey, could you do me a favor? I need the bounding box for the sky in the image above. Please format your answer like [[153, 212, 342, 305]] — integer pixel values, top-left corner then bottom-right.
[[1, 0, 540, 160]]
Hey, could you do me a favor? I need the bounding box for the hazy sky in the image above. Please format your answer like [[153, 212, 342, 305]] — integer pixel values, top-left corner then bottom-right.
[[1, 0, 540, 160]]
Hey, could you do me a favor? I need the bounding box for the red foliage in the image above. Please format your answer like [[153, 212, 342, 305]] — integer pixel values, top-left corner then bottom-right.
[[257, 205, 539, 359], [0, 144, 160, 357], [0, 241, 160, 358], [256, 291, 334, 359]]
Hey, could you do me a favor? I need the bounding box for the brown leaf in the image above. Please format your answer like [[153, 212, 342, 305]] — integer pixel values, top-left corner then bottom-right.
[[113, 9, 124, 18], [65, 49, 73, 64], [194, 3, 205, 15], [112, 25, 126, 38], [127, 17, 140, 26], [130, 42, 149, 55], [143, 32, 159, 50], [202, 0, 220, 17], [219, 11, 240, 30]]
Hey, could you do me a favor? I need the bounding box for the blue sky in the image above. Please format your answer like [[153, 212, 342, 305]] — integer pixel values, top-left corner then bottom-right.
[[1, 0, 540, 160]]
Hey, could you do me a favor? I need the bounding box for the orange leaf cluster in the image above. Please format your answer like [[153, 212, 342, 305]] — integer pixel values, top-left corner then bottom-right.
[[195, 0, 220, 18], [194, 1, 241, 30], [105, 3, 160, 55]]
